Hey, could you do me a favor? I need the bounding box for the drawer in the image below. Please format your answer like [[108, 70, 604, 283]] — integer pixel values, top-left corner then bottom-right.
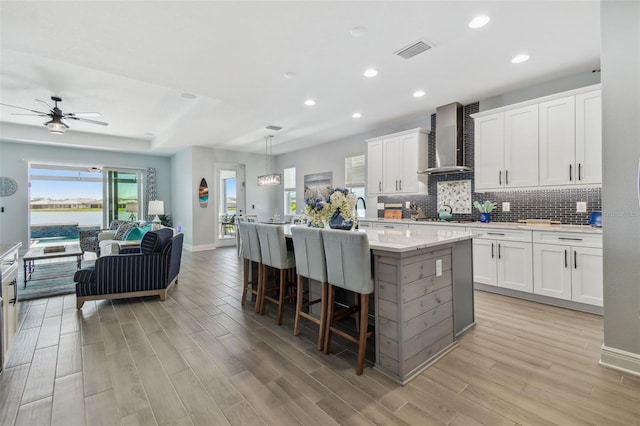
[[533, 231, 602, 248], [358, 221, 373, 228], [373, 222, 408, 231], [466, 227, 532, 242]]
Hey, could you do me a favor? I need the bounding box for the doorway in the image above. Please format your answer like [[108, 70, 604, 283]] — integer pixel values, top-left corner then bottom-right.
[[214, 163, 246, 247]]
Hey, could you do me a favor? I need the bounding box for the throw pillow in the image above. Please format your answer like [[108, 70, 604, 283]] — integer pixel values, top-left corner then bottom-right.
[[125, 225, 152, 241], [113, 222, 138, 240], [109, 219, 128, 230]]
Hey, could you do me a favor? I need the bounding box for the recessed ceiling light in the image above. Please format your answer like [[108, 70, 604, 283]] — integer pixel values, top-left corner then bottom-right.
[[304, 99, 316, 106], [511, 54, 530, 63], [350, 26, 367, 37], [284, 72, 297, 79], [468, 15, 490, 29], [352, 112, 362, 118], [181, 92, 196, 99], [413, 90, 426, 98], [363, 68, 378, 77]]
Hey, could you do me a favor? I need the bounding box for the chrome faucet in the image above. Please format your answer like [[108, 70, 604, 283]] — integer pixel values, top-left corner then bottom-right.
[[355, 197, 366, 229]]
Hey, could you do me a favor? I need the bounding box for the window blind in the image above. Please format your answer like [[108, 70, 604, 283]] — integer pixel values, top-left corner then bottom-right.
[[284, 167, 296, 191], [345, 154, 365, 188]]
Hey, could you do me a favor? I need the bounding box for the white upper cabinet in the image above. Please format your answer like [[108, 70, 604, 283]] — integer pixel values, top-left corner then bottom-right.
[[539, 96, 577, 185], [474, 113, 504, 190], [539, 89, 601, 186], [366, 139, 384, 195], [474, 85, 601, 191], [473, 105, 539, 191], [575, 90, 602, 185], [366, 128, 428, 196]]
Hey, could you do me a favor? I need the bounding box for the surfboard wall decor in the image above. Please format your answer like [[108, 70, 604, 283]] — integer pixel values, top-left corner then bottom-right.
[[199, 178, 209, 208]]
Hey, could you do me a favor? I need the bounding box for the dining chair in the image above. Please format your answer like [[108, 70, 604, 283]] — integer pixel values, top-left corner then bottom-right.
[[291, 226, 328, 350], [237, 222, 262, 312], [321, 229, 374, 375], [255, 223, 296, 325]]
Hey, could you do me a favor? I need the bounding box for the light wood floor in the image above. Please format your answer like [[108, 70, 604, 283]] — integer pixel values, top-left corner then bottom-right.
[[1, 247, 638, 425]]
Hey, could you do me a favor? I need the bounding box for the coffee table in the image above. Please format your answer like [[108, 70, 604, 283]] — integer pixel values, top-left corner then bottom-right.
[[23, 244, 83, 288]]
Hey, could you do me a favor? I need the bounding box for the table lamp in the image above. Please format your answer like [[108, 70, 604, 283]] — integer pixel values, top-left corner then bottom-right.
[[148, 200, 164, 229], [126, 202, 138, 222]]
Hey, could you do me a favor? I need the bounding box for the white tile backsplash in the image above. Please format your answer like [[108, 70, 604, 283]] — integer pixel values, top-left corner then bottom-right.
[[437, 180, 472, 213]]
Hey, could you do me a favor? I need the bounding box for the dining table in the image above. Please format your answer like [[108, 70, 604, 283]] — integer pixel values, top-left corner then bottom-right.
[[276, 224, 475, 384]]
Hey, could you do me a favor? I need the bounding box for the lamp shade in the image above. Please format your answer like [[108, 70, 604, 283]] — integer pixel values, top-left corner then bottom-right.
[[125, 202, 138, 213], [148, 200, 164, 216]]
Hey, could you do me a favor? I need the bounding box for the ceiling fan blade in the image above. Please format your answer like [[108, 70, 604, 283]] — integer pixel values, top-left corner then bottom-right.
[[66, 112, 102, 118], [0, 102, 49, 115], [11, 113, 49, 117], [35, 98, 53, 111], [65, 116, 109, 126]]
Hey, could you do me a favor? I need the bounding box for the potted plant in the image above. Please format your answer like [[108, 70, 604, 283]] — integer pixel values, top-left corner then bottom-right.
[[473, 201, 497, 223]]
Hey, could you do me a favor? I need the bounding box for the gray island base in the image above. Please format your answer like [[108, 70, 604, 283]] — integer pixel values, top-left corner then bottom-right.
[[371, 236, 474, 384]]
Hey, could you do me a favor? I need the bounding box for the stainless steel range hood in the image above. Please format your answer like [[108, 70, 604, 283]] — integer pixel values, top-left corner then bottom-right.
[[417, 102, 472, 175]]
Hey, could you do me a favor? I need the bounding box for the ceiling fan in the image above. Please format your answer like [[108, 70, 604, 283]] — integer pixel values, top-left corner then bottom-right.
[[0, 96, 108, 134]]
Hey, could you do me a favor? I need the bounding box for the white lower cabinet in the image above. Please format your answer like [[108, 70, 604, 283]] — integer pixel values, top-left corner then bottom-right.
[[532, 231, 603, 307], [469, 228, 533, 292]]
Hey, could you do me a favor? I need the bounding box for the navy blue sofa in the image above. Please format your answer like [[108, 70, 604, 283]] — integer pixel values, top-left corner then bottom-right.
[[73, 228, 184, 309]]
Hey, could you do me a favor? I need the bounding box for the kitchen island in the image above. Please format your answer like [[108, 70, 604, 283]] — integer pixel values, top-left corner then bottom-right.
[[284, 225, 474, 384], [363, 227, 474, 383]]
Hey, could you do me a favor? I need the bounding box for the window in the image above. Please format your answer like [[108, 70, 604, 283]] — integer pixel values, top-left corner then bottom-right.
[[345, 154, 366, 217], [284, 166, 297, 215]]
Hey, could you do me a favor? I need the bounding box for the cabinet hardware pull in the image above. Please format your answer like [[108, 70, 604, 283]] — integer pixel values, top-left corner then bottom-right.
[[564, 250, 568, 268], [498, 243, 501, 259], [505, 170, 509, 185], [569, 164, 573, 181], [558, 237, 582, 241], [395, 180, 398, 191], [399, 180, 402, 191], [379, 181, 382, 192], [10, 278, 17, 304], [574, 250, 577, 269], [491, 243, 494, 259], [499, 170, 502, 185], [383, 225, 394, 229], [487, 232, 505, 236], [578, 163, 582, 181]]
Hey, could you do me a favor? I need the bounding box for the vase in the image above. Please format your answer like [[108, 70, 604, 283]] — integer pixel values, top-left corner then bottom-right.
[[480, 212, 491, 223], [329, 209, 354, 230]]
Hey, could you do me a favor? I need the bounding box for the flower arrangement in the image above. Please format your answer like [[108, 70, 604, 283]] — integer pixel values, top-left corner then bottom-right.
[[305, 187, 357, 228]]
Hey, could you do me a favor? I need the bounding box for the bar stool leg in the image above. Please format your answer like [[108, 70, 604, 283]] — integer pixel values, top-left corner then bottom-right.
[[356, 293, 369, 375], [277, 269, 286, 325], [324, 285, 336, 354], [318, 282, 328, 351], [241, 259, 249, 305], [293, 275, 304, 336], [255, 264, 265, 313]]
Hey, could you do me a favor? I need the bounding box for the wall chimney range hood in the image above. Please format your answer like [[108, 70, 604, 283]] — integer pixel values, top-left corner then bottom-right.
[[418, 102, 472, 175]]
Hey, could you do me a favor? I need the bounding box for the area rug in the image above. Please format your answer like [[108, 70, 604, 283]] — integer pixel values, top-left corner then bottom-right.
[[18, 261, 78, 301]]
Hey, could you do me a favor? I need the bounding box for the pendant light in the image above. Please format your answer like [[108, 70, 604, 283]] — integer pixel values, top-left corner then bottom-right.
[[258, 135, 282, 186]]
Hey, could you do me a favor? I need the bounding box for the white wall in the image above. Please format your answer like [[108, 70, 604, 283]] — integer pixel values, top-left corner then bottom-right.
[[170, 145, 273, 251], [600, 1, 640, 375], [0, 141, 172, 251]]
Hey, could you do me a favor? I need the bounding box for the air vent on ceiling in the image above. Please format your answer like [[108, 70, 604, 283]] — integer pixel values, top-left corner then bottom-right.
[[265, 125, 283, 131], [394, 40, 433, 59]]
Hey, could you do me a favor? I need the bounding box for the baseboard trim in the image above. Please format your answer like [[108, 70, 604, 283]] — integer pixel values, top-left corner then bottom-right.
[[600, 345, 640, 377], [184, 243, 217, 252]]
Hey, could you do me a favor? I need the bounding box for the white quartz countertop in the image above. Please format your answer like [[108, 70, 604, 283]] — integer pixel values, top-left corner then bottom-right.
[[285, 224, 473, 253], [360, 218, 602, 234]]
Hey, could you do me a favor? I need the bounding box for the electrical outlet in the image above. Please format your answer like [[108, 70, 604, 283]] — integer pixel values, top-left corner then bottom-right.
[[436, 259, 443, 277], [377, 202, 384, 210], [576, 201, 587, 213], [405, 201, 411, 208], [502, 202, 511, 212]]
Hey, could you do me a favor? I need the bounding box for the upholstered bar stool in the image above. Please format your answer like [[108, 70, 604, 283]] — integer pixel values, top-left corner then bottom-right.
[[238, 222, 262, 312], [256, 224, 297, 325], [291, 226, 328, 350], [322, 229, 374, 375]]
